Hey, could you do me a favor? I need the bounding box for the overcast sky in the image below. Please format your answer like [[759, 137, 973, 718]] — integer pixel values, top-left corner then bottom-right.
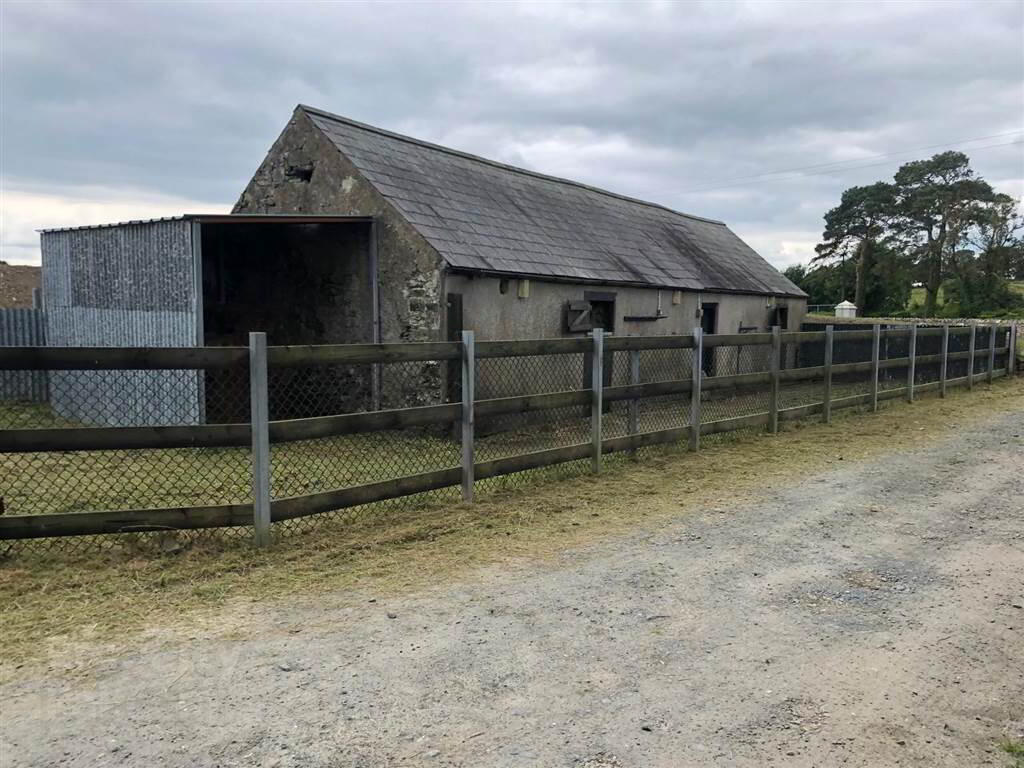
[[1, 0, 1022, 268]]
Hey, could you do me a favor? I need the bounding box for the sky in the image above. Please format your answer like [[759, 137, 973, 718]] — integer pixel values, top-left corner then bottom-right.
[[1, 0, 1022, 269]]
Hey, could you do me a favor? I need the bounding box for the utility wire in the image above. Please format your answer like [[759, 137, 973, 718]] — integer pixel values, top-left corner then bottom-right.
[[677, 132, 1024, 195], [684, 130, 1023, 186]]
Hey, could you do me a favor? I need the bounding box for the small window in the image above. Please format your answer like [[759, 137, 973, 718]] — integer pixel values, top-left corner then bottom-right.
[[773, 306, 789, 329], [584, 291, 617, 333], [499, 278, 509, 294]]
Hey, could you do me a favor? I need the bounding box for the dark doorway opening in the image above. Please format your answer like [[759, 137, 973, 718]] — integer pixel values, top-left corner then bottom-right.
[[583, 292, 615, 404], [773, 305, 789, 330], [701, 302, 718, 376], [588, 300, 616, 334], [446, 292, 463, 404], [200, 219, 373, 421]]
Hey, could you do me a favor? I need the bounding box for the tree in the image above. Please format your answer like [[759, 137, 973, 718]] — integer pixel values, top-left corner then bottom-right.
[[814, 182, 896, 312], [969, 194, 1022, 252], [811, 151, 1019, 317], [862, 241, 913, 316], [941, 249, 1024, 317], [784, 260, 856, 307], [940, 194, 1024, 316], [969, 193, 1024, 280], [787, 242, 913, 317], [891, 151, 997, 317], [782, 264, 807, 286], [1009, 247, 1024, 282]]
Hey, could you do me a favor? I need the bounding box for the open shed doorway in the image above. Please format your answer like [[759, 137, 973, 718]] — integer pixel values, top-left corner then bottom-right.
[[198, 217, 375, 421]]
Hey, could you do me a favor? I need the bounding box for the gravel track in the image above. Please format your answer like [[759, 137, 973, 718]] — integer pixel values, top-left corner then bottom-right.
[[2, 405, 1022, 767]]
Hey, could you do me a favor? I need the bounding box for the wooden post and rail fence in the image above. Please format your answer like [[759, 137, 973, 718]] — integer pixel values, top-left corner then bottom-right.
[[0, 322, 1017, 546]]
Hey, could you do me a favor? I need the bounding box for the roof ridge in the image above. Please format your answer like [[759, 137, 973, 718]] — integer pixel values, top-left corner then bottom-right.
[[298, 104, 726, 227]]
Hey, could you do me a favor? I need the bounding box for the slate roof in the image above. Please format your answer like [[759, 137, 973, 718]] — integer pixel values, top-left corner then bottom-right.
[[302, 106, 806, 298]]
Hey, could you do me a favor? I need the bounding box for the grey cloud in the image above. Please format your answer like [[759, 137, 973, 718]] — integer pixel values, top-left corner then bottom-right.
[[1, 0, 1022, 266]]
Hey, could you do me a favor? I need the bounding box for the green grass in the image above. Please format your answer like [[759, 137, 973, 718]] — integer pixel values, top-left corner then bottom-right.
[[908, 285, 942, 309], [908, 281, 1024, 314], [1000, 738, 1024, 768], [0, 379, 876, 519], [0, 400, 462, 515], [0, 401, 77, 429]]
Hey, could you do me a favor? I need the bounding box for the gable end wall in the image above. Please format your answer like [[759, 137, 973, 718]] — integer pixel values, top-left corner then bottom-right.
[[233, 108, 445, 345]]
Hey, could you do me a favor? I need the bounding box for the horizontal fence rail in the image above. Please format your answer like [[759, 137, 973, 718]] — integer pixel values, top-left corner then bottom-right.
[[0, 323, 1016, 546], [0, 345, 248, 371], [0, 349, 999, 455]]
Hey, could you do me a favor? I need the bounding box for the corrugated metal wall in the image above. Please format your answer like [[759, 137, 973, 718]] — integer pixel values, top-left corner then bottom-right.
[[0, 307, 47, 402], [42, 219, 203, 427]]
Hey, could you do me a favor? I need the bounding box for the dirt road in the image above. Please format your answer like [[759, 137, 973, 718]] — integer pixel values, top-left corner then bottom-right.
[[3, 405, 1023, 767]]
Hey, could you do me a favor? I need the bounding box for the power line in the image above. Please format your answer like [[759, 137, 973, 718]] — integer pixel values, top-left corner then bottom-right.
[[677, 132, 1024, 195], [684, 129, 1024, 186]]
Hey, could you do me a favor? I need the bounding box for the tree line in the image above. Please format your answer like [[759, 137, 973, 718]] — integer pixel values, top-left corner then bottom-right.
[[783, 151, 1023, 318]]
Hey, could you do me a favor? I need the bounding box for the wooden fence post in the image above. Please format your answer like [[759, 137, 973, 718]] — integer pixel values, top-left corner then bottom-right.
[[987, 324, 997, 384], [906, 323, 917, 403], [460, 329, 475, 502], [940, 324, 949, 398], [628, 348, 640, 457], [249, 331, 271, 548], [822, 325, 834, 424], [591, 327, 603, 474], [769, 325, 781, 434], [968, 323, 977, 391], [1010, 323, 1018, 377], [871, 324, 881, 412], [690, 327, 703, 451]]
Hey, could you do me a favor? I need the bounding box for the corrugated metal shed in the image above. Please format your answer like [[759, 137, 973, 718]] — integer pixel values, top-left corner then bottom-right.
[[301, 105, 806, 298], [0, 308, 47, 402], [42, 218, 203, 426], [37, 214, 371, 427]]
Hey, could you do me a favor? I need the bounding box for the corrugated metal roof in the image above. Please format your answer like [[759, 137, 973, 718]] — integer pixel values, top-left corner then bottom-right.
[[38, 215, 193, 234], [38, 214, 372, 234], [301, 105, 806, 298]]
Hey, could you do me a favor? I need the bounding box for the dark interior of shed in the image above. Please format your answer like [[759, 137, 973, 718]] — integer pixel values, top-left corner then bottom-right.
[[200, 220, 374, 420], [201, 221, 372, 346]]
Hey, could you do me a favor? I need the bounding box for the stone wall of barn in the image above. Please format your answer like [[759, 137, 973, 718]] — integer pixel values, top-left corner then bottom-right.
[[447, 272, 806, 398], [447, 273, 805, 342], [233, 108, 445, 347], [233, 108, 449, 411]]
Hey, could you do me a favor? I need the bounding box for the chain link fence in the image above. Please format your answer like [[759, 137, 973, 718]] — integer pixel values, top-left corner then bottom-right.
[[0, 359, 252, 554], [1, 323, 1017, 556], [268, 357, 462, 538]]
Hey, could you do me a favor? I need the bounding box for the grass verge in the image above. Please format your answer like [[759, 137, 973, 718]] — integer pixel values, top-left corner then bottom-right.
[[1, 377, 1021, 682], [1001, 738, 1024, 768]]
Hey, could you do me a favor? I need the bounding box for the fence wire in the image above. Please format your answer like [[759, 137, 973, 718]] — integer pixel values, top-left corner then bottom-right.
[[268, 358, 461, 539], [0, 364, 253, 554], [1, 325, 1017, 556]]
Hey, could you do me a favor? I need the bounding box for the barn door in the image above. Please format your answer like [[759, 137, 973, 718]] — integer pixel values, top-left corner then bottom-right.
[[582, 292, 615, 408], [446, 293, 463, 403], [700, 302, 718, 376]]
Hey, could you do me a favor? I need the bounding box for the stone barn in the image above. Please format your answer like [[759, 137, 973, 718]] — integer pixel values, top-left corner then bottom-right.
[[36, 104, 806, 424], [236, 105, 807, 348]]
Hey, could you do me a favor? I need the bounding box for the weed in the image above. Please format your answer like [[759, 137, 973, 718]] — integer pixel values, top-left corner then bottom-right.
[[1000, 738, 1024, 768]]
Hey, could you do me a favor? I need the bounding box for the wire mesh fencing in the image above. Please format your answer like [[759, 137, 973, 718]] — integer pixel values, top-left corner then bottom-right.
[[473, 349, 592, 493], [267, 355, 462, 539], [0, 322, 1018, 556], [0, 356, 253, 554]]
